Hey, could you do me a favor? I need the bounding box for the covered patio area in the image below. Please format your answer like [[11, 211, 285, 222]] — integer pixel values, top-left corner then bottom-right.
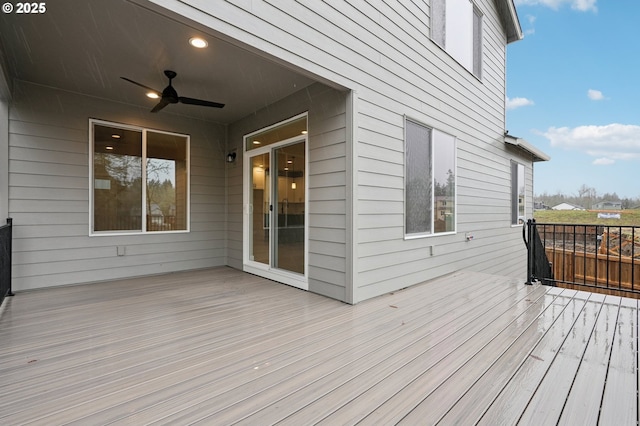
[[0, 267, 637, 424]]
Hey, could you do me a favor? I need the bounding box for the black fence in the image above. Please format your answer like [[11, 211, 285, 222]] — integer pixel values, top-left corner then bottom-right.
[[525, 220, 640, 297], [0, 218, 13, 307]]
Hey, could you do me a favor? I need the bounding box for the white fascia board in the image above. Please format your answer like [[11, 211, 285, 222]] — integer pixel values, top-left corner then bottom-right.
[[505, 134, 550, 162]]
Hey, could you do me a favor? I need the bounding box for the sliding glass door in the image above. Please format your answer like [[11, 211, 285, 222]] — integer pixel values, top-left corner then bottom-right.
[[244, 115, 307, 288]]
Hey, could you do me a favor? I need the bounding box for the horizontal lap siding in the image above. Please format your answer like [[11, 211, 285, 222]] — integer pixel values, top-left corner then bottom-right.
[[228, 0, 521, 300], [148, 0, 528, 302], [308, 92, 348, 300], [349, 1, 527, 301], [9, 81, 227, 291]]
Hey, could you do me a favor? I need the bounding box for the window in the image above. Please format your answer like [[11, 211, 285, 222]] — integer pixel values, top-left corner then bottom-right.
[[431, 0, 483, 78], [511, 161, 525, 225], [91, 120, 189, 234], [405, 118, 456, 237]]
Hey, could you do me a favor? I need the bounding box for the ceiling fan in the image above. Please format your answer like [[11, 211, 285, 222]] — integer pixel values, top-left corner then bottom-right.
[[121, 70, 225, 113]]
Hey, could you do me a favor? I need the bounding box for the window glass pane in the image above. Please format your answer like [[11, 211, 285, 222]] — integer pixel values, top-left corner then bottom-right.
[[146, 131, 188, 231], [93, 124, 142, 231], [431, 0, 446, 47], [405, 120, 432, 235], [446, 0, 473, 70], [246, 116, 307, 151], [518, 163, 525, 220], [511, 162, 525, 224], [433, 131, 456, 233]]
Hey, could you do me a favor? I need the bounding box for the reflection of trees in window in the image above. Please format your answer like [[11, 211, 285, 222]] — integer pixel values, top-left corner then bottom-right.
[[405, 120, 456, 236], [511, 162, 525, 224], [434, 169, 455, 196], [146, 159, 175, 231], [405, 120, 432, 235], [93, 125, 143, 231], [433, 130, 456, 233], [146, 131, 187, 231], [92, 121, 188, 233]]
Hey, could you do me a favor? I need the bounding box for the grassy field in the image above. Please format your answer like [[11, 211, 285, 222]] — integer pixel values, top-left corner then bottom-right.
[[533, 209, 640, 226]]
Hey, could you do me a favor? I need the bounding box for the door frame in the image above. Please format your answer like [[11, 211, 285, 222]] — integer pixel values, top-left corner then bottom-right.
[[242, 115, 309, 290]]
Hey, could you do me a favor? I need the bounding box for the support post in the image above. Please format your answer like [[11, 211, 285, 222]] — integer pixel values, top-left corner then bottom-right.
[[5, 217, 13, 297], [525, 219, 535, 285]]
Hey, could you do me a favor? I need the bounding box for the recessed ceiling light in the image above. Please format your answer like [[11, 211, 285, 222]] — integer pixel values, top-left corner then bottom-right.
[[253, 140, 261, 145], [111, 134, 121, 139], [106, 146, 114, 150], [146, 92, 160, 99], [189, 37, 208, 48], [301, 130, 308, 134]]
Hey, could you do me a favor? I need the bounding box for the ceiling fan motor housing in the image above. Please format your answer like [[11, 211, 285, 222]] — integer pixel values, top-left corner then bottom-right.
[[121, 69, 224, 112]]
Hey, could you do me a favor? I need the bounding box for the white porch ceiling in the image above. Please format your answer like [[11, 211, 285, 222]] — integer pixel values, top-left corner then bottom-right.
[[0, 0, 319, 124]]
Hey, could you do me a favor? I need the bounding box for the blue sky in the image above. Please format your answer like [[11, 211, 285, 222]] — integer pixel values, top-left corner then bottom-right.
[[506, 0, 640, 199]]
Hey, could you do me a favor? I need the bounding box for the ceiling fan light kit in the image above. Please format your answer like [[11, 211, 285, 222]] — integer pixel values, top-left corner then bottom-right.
[[121, 70, 224, 113]]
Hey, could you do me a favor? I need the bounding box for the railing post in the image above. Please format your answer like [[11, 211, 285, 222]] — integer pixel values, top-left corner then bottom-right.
[[6, 218, 12, 297], [525, 219, 534, 285], [0, 218, 13, 304]]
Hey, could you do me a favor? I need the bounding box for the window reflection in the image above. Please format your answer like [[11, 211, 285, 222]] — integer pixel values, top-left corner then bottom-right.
[[92, 122, 189, 233], [93, 125, 143, 231]]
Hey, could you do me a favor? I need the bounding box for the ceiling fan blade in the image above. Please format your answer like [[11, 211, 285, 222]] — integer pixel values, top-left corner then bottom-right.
[[179, 96, 225, 108], [150, 98, 170, 113], [120, 76, 161, 95]]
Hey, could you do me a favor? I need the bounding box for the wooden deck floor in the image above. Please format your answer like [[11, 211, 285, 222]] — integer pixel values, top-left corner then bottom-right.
[[0, 267, 637, 425]]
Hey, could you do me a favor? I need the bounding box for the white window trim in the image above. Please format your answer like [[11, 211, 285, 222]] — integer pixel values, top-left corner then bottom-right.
[[89, 119, 191, 236], [404, 116, 457, 239]]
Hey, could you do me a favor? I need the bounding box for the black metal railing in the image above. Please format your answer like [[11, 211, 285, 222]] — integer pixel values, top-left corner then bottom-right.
[[0, 218, 13, 307], [524, 219, 554, 286], [525, 219, 640, 297]]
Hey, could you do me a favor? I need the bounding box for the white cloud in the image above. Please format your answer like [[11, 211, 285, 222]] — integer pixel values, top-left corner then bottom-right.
[[543, 123, 640, 161], [593, 157, 614, 165], [506, 97, 535, 110], [587, 89, 604, 100], [515, 0, 597, 12], [524, 15, 537, 35]]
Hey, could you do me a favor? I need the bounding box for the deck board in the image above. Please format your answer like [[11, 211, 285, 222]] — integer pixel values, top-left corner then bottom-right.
[[404, 286, 564, 424], [476, 289, 589, 425], [598, 297, 638, 425], [258, 277, 534, 426], [435, 287, 569, 425], [516, 292, 605, 425], [361, 285, 549, 425], [558, 296, 619, 425], [0, 266, 638, 425], [232, 274, 506, 425]]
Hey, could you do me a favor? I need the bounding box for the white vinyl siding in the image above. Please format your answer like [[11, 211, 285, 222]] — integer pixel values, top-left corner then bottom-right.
[[8, 0, 529, 302], [8, 81, 227, 291], [164, 0, 522, 301]]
